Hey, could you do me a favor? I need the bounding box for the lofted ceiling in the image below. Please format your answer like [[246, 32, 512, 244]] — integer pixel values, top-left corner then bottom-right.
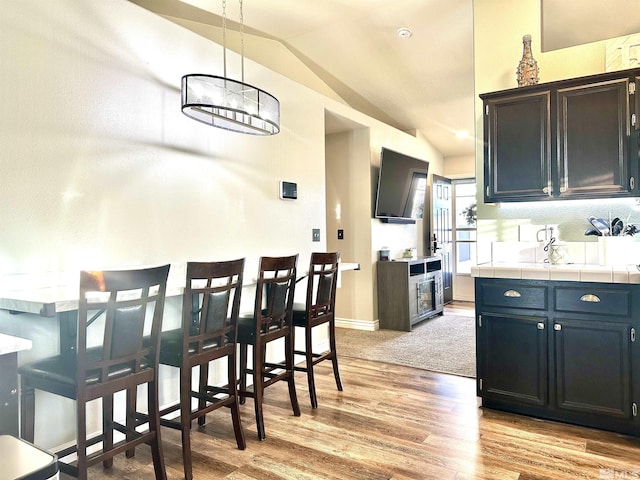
[[130, 0, 476, 158], [130, 0, 639, 159]]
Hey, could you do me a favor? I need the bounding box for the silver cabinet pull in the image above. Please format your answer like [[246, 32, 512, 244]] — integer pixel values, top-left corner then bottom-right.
[[554, 324, 562, 331], [580, 294, 601, 303], [503, 290, 521, 298], [537, 322, 545, 330]]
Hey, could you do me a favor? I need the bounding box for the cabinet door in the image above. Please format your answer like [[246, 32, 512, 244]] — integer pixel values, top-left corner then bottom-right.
[[632, 76, 640, 131], [553, 318, 632, 419], [478, 312, 547, 406], [0, 353, 18, 436], [484, 91, 551, 202], [557, 78, 632, 197]]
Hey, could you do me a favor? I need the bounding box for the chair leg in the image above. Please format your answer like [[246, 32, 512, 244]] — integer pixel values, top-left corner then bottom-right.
[[286, 332, 301, 417], [197, 362, 209, 427], [329, 320, 343, 391], [180, 366, 194, 480], [253, 343, 266, 441], [239, 343, 248, 405], [227, 352, 246, 450], [125, 386, 136, 458], [76, 397, 88, 480], [305, 326, 318, 409], [20, 384, 35, 442], [148, 379, 168, 480], [102, 394, 114, 468]]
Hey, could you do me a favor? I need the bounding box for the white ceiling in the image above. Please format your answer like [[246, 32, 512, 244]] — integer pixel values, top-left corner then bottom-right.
[[130, 0, 639, 159]]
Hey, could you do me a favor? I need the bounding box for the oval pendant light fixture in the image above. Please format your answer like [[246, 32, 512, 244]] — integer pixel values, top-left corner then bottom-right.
[[181, 0, 280, 135]]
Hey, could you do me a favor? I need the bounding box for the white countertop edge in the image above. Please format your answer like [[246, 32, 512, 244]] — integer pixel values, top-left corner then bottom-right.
[[0, 332, 32, 355]]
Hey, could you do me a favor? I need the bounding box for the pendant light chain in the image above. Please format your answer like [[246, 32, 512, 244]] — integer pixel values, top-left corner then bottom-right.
[[239, 0, 245, 83], [222, 0, 227, 78]]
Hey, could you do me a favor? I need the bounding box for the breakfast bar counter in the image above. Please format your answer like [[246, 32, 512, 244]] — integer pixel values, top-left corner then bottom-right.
[[0, 261, 360, 317]]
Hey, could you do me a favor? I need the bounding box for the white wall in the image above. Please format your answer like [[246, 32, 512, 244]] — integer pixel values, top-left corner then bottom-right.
[[0, 0, 329, 276]]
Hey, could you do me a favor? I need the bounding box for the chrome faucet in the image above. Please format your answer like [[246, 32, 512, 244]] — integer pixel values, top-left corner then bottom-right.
[[543, 226, 556, 254]]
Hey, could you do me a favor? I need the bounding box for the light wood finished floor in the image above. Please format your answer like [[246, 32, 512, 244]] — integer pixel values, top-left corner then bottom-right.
[[63, 356, 640, 480]]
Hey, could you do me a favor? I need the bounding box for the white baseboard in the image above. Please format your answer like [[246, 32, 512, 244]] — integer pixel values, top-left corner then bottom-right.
[[453, 295, 475, 303], [335, 317, 378, 331]]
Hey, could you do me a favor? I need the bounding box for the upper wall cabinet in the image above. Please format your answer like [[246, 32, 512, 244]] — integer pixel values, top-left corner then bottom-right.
[[481, 68, 640, 203]]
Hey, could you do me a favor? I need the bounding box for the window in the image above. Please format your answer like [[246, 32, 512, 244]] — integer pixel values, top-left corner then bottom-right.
[[453, 179, 476, 275]]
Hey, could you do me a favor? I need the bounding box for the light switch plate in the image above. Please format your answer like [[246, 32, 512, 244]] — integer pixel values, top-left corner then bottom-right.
[[312, 228, 320, 242]]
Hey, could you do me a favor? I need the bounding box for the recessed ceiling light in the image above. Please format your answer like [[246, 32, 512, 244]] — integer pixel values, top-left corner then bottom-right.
[[397, 27, 412, 39], [455, 130, 469, 139]]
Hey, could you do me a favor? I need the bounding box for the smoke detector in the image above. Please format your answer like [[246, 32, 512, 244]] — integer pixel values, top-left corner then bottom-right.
[[397, 27, 413, 38]]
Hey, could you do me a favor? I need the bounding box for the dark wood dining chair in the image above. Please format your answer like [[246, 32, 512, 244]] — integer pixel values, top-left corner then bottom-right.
[[293, 252, 343, 408], [19, 265, 170, 480], [156, 259, 246, 480], [237, 255, 300, 441]]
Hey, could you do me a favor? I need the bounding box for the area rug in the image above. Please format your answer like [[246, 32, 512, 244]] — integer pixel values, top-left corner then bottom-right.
[[335, 314, 476, 378]]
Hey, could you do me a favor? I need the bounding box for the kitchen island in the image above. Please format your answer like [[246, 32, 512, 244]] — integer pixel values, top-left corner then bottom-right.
[[473, 262, 640, 437]]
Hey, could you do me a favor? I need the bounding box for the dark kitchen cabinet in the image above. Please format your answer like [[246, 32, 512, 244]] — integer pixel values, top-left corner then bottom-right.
[[557, 78, 631, 198], [481, 67, 640, 203], [553, 318, 631, 419], [478, 312, 547, 407], [475, 277, 640, 436], [0, 352, 19, 436], [483, 91, 551, 201]]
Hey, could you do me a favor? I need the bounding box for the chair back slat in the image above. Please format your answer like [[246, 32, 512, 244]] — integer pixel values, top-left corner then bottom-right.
[[256, 255, 297, 334], [77, 265, 170, 390], [306, 252, 340, 320], [184, 259, 244, 355]]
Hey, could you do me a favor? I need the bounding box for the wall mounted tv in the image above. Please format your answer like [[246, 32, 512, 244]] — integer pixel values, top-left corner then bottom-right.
[[374, 147, 429, 223]]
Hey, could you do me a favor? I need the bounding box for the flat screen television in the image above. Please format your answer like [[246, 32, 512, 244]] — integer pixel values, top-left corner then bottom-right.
[[374, 147, 429, 222]]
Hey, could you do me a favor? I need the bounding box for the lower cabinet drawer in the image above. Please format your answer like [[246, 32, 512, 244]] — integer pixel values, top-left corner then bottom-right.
[[479, 281, 547, 310], [555, 285, 631, 317]]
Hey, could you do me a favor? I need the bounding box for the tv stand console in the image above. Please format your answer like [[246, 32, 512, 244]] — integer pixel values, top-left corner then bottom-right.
[[377, 256, 444, 331]]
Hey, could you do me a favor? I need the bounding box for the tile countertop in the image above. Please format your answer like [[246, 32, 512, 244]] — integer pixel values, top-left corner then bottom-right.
[[471, 262, 640, 284], [0, 261, 361, 317]]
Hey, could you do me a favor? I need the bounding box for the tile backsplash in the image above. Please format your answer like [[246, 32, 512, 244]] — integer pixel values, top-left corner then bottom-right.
[[490, 240, 635, 265]]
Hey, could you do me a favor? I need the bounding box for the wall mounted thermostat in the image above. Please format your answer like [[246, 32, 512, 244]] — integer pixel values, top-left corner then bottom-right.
[[280, 181, 297, 200]]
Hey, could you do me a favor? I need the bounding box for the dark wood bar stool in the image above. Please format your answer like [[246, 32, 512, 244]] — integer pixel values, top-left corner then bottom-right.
[[237, 255, 300, 441], [293, 252, 343, 408], [18, 265, 170, 480], [156, 259, 246, 480]]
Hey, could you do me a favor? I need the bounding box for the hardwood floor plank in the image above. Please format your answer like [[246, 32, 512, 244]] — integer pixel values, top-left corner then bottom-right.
[[61, 356, 640, 479]]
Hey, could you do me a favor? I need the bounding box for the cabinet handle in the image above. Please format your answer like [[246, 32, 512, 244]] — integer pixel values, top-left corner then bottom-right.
[[537, 322, 545, 330], [580, 294, 601, 303], [543, 186, 549, 194], [503, 290, 521, 298], [631, 177, 635, 190], [554, 324, 562, 331]]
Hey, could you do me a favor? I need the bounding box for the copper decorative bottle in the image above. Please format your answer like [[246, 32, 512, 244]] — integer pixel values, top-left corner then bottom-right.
[[516, 34, 539, 87]]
